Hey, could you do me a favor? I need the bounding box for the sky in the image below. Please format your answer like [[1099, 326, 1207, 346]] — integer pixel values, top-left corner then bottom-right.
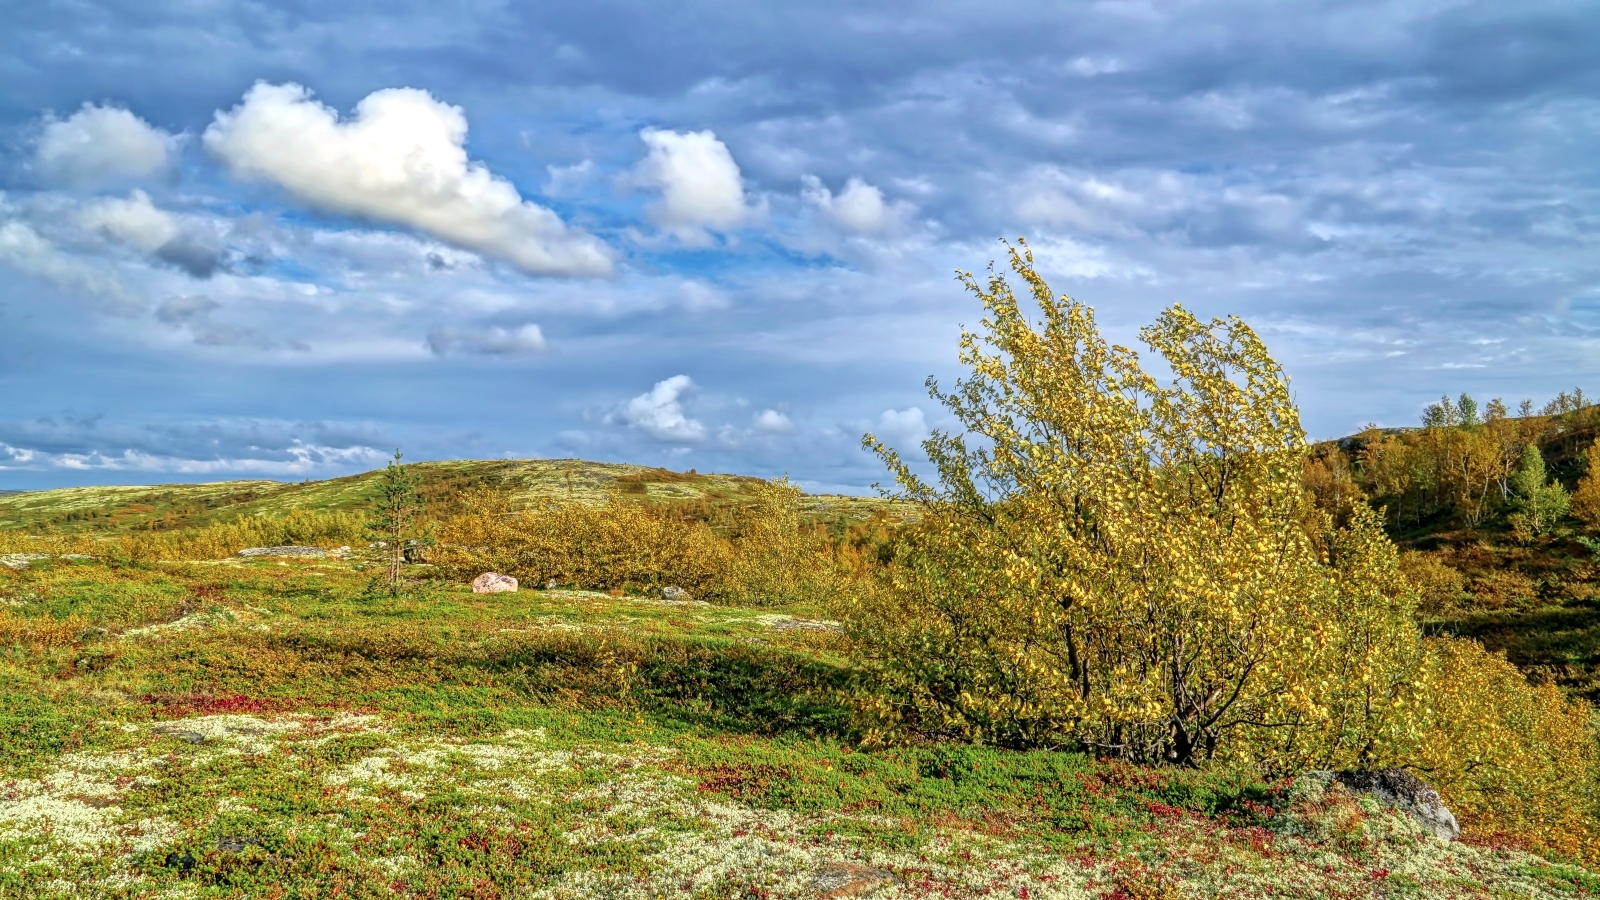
[[1, 0, 1598, 493]]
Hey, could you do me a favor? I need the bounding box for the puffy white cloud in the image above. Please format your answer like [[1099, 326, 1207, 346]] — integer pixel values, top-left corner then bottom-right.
[[801, 175, 905, 233], [425, 323, 547, 356], [635, 128, 756, 241], [752, 409, 795, 433], [877, 407, 927, 445], [203, 82, 613, 277], [618, 375, 705, 442], [34, 104, 177, 186]]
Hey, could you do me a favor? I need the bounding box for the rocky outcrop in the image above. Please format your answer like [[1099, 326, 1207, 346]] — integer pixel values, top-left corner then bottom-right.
[[472, 572, 518, 594], [0, 553, 93, 570], [1, 553, 51, 570], [1303, 769, 1460, 840], [237, 546, 329, 559], [809, 863, 893, 898]]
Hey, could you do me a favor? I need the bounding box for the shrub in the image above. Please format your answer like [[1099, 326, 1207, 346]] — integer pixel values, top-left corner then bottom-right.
[[433, 479, 846, 606], [433, 491, 730, 596], [115, 509, 365, 562], [1397, 551, 1468, 615], [1573, 436, 1600, 530], [1407, 637, 1599, 865], [852, 241, 1425, 768]]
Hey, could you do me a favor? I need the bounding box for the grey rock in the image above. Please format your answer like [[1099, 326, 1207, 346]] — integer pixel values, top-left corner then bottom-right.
[[0, 553, 50, 570], [661, 585, 691, 602], [1307, 769, 1460, 840], [810, 863, 893, 898], [215, 835, 260, 853], [472, 572, 518, 594], [237, 546, 329, 559]]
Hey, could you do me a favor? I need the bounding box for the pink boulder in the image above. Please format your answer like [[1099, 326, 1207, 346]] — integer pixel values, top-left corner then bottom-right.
[[471, 572, 518, 594]]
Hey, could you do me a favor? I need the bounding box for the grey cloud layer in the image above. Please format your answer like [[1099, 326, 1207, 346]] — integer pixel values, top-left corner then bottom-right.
[[0, 0, 1597, 489]]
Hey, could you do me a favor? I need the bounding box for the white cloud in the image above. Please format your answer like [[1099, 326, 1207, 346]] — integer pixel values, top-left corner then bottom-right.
[[35, 104, 177, 186], [618, 375, 705, 442], [79, 191, 178, 252], [203, 82, 613, 277], [425, 323, 547, 356], [678, 280, 730, 311], [77, 191, 227, 278], [0, 220, 140, 309], [752, 409, 796, 433], [542, 159, 596, 197], [801, 175, 906, 233], [635, 128, 756, 241], [877, 407, 927, 445]]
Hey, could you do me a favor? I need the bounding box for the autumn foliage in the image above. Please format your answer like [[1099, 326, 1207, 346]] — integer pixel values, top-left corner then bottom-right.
[[431, 478, 850, 607], [851, 241, 1597, 860]]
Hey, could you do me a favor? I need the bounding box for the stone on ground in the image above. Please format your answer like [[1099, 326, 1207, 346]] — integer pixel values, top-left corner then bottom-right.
[[237, 546, 328, 559], [809, 863, 893, 898], [472, 572, 518, 594]]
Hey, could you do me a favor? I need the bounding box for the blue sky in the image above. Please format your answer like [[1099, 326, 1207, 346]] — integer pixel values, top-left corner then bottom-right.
[[2, 0, 1598, 492]]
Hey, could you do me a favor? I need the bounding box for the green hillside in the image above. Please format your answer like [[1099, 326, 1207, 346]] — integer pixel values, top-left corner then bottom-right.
[[1306, 397, 1600, 702], [0, 459, 910, 534]]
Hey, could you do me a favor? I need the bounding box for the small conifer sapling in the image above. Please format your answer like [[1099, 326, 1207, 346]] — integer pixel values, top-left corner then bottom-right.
[[365, 449, 430, 595]]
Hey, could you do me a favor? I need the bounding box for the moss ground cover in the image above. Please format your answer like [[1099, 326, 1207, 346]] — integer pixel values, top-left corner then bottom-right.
[[1, 556, 1594, 898]]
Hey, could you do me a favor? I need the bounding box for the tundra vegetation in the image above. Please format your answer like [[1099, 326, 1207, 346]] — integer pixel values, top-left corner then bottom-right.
[[0, 246, 1597, 897]]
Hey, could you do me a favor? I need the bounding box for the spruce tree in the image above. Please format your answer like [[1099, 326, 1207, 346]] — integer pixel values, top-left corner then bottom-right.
[[366, 450, 427, 596]]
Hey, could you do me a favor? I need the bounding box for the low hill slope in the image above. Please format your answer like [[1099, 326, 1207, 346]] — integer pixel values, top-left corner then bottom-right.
[[0, 459, 910, 534], [1, 555, 1593, 898]]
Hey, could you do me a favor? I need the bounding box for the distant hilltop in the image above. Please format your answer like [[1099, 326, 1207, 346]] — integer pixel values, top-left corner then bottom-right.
[[0, 458, 913, 534]]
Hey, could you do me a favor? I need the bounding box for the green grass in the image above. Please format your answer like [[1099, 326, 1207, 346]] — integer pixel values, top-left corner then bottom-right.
[[2, 555, 1595, 898]]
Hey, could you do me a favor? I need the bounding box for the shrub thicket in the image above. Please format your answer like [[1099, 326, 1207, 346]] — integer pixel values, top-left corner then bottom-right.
[[432, 478, 847, 607]]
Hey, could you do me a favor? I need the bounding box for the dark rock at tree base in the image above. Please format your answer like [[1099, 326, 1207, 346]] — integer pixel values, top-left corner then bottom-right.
[[472, 572, 518, 594], [236, 546, 328, 559], [215, 835, 261, 853], [809, 862, 893, 898], [1310, 769, 1461, 840]]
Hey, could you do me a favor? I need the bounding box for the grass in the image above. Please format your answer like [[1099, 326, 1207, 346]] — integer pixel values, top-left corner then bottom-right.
[[0, 459, 914, 535], [2, 554, 1595, 898]]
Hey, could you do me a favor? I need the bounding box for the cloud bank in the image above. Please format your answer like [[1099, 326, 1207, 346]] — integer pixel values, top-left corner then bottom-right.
[[425, 323, 548, 357], [204, 83, 613, 277]]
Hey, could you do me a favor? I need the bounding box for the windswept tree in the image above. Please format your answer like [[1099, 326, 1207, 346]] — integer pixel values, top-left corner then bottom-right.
[[855, 240, 1424, 769]]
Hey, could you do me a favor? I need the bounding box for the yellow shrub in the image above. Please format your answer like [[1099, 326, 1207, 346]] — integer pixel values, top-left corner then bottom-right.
[[1467, 569, 1539, 610], [1407, 637, 1600, 865], [1397, 551, 1468, 615], [0, 531, 100, 556], [722, 479, 849, 608], [1573, 436, 1600, 529], [854, 242, 1426, 767], [434, 480, 848, 607], [434, 491, 731, 597], [116, 509, 365, 561], [0, 611, 89, 649]]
